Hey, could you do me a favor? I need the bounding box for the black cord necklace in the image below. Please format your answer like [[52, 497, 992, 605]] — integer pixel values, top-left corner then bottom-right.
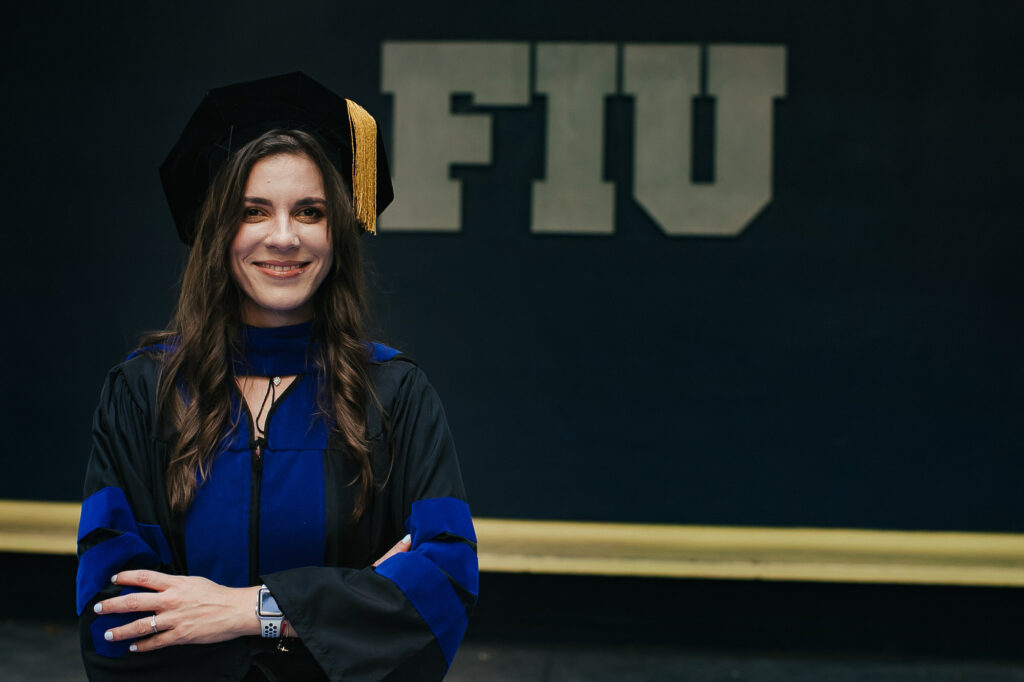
[[253, 376, 281, 438]]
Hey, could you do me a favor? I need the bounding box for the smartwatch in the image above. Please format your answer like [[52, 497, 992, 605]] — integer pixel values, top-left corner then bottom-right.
[[256, 585, 284, 638]]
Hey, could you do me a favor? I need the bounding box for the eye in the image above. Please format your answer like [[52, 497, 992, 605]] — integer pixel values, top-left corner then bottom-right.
[[296, 206, 326, 223], [242, 206, 267, 223]]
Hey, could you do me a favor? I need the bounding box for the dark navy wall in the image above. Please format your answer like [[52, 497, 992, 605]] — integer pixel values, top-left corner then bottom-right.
[[3, 1, 1021, 531]]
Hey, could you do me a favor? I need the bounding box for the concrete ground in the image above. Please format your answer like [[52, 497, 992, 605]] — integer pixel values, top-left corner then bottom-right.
[[4, 620, 1024, 681]]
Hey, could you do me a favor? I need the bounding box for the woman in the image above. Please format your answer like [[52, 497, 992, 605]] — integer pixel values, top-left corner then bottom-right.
[[76, 72, 476, 681]]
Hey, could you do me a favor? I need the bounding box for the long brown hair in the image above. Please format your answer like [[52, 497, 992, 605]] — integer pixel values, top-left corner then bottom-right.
[[140, 129, 377, 519]]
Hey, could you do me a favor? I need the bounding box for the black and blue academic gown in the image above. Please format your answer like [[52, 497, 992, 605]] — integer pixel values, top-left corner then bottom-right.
[[76, 323, 477, 681]]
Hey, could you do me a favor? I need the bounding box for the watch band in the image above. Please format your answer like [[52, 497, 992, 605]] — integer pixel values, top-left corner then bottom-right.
[[256, 585, 284, 638], [262, 619, 282, 638]]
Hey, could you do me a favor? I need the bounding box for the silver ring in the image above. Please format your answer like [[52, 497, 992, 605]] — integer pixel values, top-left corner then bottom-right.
[[150, 614, 158, 634]]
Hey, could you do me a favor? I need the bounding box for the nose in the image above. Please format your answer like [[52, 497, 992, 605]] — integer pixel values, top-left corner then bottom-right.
[[264, 212, 300, 249]]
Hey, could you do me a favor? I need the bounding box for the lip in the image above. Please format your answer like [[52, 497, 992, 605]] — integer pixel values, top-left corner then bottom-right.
[[253, 260, 311, 279]]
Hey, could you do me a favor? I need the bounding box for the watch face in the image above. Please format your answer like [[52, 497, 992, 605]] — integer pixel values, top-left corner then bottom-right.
[[258, 590, 283, 617]]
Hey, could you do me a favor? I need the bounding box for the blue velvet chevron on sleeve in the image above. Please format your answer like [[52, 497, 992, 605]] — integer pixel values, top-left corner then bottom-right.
[[374, 496, 478, 666], [76, 486, 173, 657]]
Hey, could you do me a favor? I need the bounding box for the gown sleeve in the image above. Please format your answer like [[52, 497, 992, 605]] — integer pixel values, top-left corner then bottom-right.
[[77, 363, 249, 680], [260, 363, 478, 682], [77, 366, 171, 653]]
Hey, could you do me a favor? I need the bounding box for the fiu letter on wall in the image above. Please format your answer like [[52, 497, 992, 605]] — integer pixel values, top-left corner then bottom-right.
[[380, 42, 531, 231], [624, 44, 786, 236], [531, 43, 617, 235]]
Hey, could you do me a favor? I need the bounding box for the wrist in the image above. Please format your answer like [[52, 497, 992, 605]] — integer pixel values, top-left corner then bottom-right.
[[242, 585, 264, 637]]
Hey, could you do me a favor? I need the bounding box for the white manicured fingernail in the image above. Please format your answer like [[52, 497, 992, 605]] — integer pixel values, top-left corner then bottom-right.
[[93, 603, 102, 614], [129, 644, 137, 652], [104, 631, 113, 641], [402, 534, 412, 544], [111, 574, 118, 584]]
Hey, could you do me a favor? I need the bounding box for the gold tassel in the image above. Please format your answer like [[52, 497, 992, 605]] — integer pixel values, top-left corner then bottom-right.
[[345, 99, 378, 234]]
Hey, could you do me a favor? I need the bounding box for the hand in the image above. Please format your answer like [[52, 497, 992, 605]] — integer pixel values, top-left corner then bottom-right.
[[372, 533, 412, 567], [95, 570, 261, 652]]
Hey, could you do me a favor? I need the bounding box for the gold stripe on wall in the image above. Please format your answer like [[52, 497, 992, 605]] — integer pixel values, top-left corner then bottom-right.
[[0, 500, 79, 555], [474, 518, 1024, 587], [4, 500, 1024, 587]]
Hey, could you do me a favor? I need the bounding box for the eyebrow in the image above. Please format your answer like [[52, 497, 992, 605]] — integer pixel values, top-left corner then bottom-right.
[[243, 196, 327, 207]]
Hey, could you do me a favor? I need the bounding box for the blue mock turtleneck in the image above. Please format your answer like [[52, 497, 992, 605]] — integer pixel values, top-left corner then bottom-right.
[[232, 321, 318, 376]]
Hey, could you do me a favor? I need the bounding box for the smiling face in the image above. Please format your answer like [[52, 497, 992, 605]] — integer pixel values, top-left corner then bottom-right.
[[229, 153, 333, 327]]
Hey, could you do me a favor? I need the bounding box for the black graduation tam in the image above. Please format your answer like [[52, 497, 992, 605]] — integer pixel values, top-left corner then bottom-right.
[[160, 72, 393, 245]]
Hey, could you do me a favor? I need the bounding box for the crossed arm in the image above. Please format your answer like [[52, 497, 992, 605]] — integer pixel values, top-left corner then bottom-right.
[[95, 535, 411, 652]]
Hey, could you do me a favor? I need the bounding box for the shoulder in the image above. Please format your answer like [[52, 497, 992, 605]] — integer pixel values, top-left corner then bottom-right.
[[367, 347, 421, 401], [101, 349, 166, 414], [365, 345, 445, 414]]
